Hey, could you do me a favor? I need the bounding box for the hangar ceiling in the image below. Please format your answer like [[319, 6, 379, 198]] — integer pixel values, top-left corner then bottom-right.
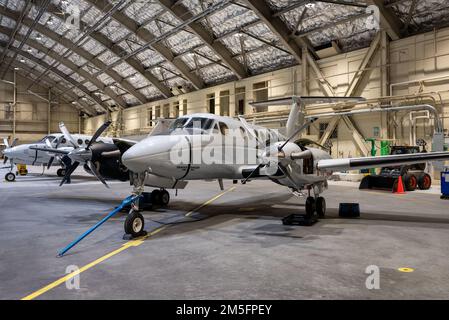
[[0, 0, 448, 116]]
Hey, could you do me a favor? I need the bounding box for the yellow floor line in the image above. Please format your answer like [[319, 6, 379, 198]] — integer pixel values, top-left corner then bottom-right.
[[21, 187, 236, 300]]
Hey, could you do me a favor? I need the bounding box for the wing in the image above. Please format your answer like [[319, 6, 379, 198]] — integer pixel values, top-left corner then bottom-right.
[[317, 152, 449, 172]]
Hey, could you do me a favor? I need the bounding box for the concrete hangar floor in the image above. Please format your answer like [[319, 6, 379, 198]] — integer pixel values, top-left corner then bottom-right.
[[0, 166, 448, 300]]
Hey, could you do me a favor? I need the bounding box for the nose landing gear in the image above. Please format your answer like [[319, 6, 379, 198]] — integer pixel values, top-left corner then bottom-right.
[[124, 172, 171, 238], [5, 172, 15, 182]]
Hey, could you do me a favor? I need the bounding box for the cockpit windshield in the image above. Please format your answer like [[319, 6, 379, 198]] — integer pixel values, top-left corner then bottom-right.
[[169, 117, 215, 134], [37, 136, 56, 144]]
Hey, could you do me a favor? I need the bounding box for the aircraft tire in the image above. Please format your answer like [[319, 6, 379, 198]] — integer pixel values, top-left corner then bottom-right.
[[151, 189, 162, 205], [5, 172, 15, 182], [124, 211, 145, 237], [305, 197, 315, 218], [160, 190, 170, 207], [316, 197, 326, 218], [57, 168, 66, 177]]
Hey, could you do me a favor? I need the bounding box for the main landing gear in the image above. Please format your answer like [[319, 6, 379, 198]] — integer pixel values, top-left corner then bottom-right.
[[56, 168, 66, 177], [282, 187, 326, 226], [305, 196, 326, 218]]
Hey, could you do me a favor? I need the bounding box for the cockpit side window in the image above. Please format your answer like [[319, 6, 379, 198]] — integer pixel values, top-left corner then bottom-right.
[[39, 135, 56, 143], [170, 118, 189, 132], [219, 122, 229, 135]]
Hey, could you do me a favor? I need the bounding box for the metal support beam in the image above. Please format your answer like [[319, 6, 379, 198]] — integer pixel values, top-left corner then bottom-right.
[[2, 44, 108, 112], [84, 0, 204, 90], [41, 1, 173, 99], [0, 5, 142, 108], [345, 32, 381, 97], [158, 0, 247, 79], [305, 51, 335, 96], [318, 117, 339, 146], [243, 0, 303, 63], [0, 25, 123, 112], [341, 115, 370, 156], [368, 0, 403, 40], [2, 59, 97, 115]]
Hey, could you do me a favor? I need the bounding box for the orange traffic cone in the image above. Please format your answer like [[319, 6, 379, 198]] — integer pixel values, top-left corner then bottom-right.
[[394, 176, 406, 194]]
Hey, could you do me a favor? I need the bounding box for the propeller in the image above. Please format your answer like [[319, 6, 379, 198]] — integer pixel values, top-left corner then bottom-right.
[[241, 117, 317, 186], [2, 137, 18, 164], [59, 121, 112, 187]]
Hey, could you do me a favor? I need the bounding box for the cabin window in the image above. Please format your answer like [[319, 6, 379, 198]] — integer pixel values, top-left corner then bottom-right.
[[77, 139, 83, 146]]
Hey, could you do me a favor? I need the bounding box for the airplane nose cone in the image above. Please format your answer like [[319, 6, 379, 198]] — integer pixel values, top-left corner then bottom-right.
[[3, 145, 24, 159], [122, 135, 185, 173]]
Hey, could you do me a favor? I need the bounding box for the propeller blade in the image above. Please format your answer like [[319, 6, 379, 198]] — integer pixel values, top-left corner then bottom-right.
[[60, 161, 79, 186], [11, 138, 19, 148], [10, 159, 13, 171], [59, 122, 78, 148], [86, 121, 112, 150], [47, 157, 55, 170], [242, 163, 265, 184], [278, 117, 318, 151], [3, 157, 7, 164], [3, 138, 9, 148], [87, 160, 109, 189], [277, 163, 300, 191]]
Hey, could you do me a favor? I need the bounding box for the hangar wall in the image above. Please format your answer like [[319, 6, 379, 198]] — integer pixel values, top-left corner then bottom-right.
[[85, 27, 449, 158], [0, 71, 81, 144]]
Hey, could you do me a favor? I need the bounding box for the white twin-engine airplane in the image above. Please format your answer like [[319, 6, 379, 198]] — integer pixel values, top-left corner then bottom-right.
[[119, 96, 449, 237], [1, 127, 112, 182]]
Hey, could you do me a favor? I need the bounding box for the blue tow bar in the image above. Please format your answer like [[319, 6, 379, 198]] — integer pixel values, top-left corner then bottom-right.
[[58, 195, 141, 257]]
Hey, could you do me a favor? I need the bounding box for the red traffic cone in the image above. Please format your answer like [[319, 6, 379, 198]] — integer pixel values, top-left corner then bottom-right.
[[394, 176, 406, 194]]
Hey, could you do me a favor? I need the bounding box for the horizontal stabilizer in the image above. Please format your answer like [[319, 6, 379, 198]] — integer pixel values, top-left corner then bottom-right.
[[317, 152, 449, 172]]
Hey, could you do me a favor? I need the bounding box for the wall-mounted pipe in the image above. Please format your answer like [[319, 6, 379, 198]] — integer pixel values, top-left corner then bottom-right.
[[305, 104, 442, 133]]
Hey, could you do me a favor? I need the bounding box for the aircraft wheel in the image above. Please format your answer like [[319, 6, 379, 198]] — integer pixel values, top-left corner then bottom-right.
[[57, 168, 66, 177], [5, 172, 15, 182], [124, 210, 145, 237], [305, 197, 315, 218], [316, 197, 326, 218], [418, 173, 432, 190], [160, 190, 170, 207], [151, 189, 161, 205]]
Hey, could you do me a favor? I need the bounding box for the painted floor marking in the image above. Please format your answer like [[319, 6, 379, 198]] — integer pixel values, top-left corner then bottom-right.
[[21, 187, 236, 300]]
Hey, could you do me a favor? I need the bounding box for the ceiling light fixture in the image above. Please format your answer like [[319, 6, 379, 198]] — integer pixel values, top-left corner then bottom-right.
[[305, 2, 315, 9]]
